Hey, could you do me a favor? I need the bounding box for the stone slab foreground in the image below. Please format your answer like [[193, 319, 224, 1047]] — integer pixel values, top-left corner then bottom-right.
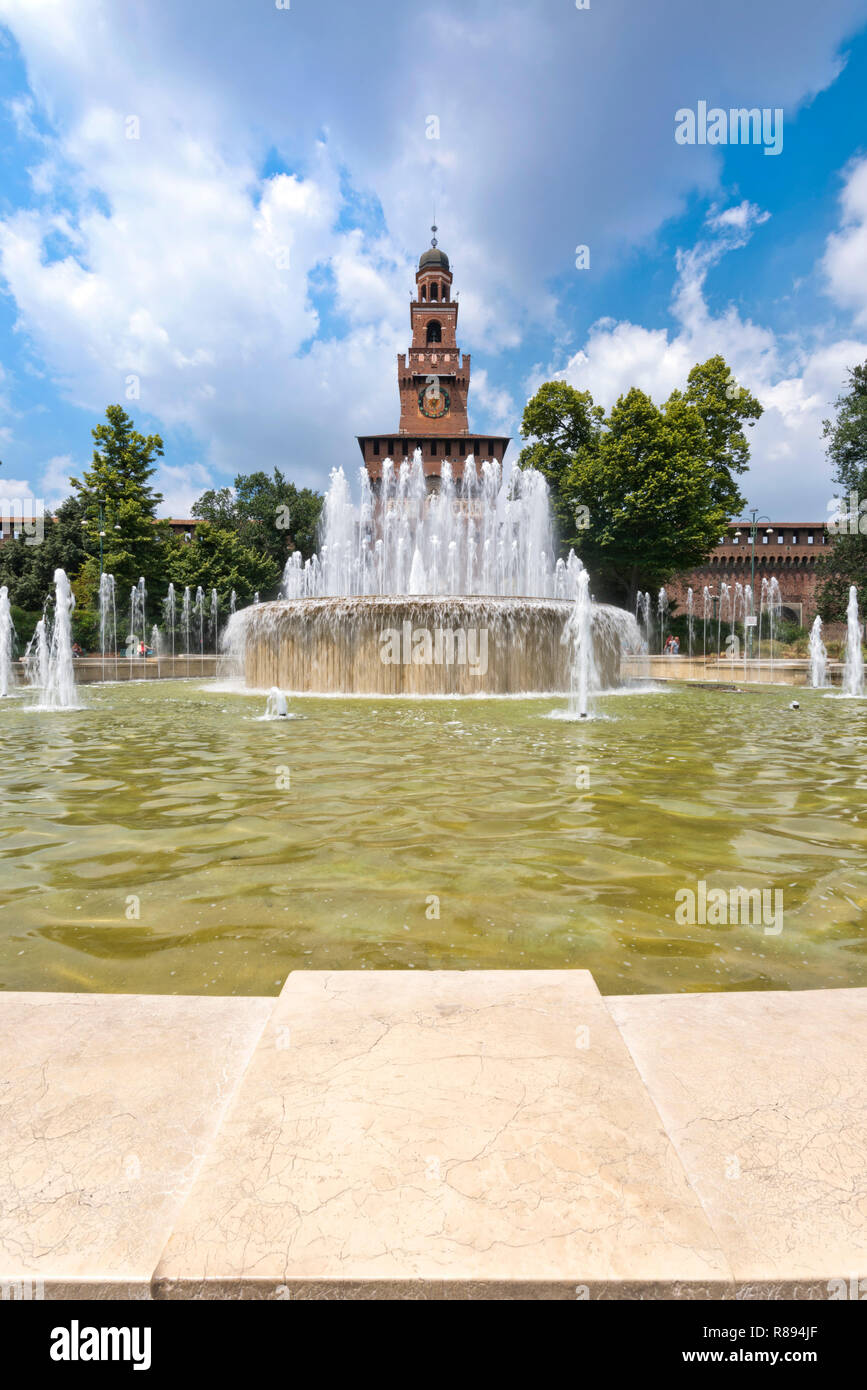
[[608, 988, 867, 1297], [1, 974, 866, 1298], [0, 992, 273, 1299], [155, 971, 729, 1298]]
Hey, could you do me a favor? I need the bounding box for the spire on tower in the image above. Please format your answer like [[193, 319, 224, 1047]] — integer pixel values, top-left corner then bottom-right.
[[430, 223, 438, 248]]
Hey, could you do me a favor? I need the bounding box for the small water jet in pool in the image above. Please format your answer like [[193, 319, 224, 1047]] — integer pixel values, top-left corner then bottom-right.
[[809, 615, 828, 688], [563, 569, 598, 719], [24, 616, 48, 689], [40, 569, 78, 710], [843, 585, 864, 697], [99, 573, 118, 681], [263, 687, 293, 719], [0, 586, 15, 697]]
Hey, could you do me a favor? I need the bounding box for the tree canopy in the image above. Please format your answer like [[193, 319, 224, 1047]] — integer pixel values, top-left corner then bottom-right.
[[193, 469, 323, 564], [166, 523, 280, 608], [517, 355, 763, 606], [816, 362, 867, 621], [70, 404, 168, 599]]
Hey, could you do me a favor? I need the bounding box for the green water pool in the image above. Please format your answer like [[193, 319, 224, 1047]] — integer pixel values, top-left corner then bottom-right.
[[1, 679, 865, 995]]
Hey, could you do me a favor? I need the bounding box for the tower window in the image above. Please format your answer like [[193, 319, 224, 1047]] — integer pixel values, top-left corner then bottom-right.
[[373, 439, 380, 456], [420, 286, 427, 302], [430, 283, 438, 302], [426, 320, 442, 344], [431, 441, 437, 457]]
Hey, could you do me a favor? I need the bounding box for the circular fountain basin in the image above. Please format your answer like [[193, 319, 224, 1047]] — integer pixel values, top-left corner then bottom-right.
[[237, 595, 636, 696]]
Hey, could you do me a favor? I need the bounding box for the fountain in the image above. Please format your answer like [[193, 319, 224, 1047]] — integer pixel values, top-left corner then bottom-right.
[[227, 456, 641, 697], [209, 589, 219, 652], [843, 586, 864, 697], [151, 624, 162, 677], [265, 687, 291, 718], [658, 588, 668, 654], [768, 577, 782, 683], [99, 573, 118, 681], [0, 587, 15, 697], [164, 584, 177, 662], [686, 587, 694, 661], [24, 617, 49, 688], [41, 569, 78, 709], [194, 587, 205, 666], [563, 569, 597, 718], [809, 615, 828, 689], [181, 586, 192, 675]]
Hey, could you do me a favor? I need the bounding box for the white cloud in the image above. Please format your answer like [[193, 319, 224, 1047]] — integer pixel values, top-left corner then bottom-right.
[[39, 452, 75, 506], [541, 188, 867, 516], [823, 156, 867, 325]]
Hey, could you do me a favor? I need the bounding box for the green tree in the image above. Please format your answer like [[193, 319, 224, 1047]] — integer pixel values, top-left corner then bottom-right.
[[516, 381, 603, 538], [667, 355, 763, 513], [564, 387, 732, 607], [816, 363, 867, 621], [166, 523, 280, 612], [71, 405, 168, 599], [193, 469, 323, 564], [517, 356, 760, 603]]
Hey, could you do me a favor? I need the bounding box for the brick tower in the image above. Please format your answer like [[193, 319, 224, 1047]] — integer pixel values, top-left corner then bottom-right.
[[357, 228, 510, 488]]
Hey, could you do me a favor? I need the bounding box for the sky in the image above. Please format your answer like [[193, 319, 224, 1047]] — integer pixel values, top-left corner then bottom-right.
[[0, 0, 866, 522]]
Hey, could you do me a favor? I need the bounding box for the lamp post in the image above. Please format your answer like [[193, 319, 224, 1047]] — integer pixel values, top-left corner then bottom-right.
[[82, 498, 121, 578], [735, 509, 773, 662]]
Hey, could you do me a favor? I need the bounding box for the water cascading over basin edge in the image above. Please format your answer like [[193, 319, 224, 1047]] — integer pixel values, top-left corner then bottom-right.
[[230, 595, 638, 695]]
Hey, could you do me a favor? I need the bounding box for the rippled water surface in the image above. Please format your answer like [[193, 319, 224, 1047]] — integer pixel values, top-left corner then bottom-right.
[[1, 679, 865, 995]]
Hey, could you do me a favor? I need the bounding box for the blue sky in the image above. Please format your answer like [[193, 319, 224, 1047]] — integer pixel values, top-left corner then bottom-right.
[[1, 0, 866, 520]]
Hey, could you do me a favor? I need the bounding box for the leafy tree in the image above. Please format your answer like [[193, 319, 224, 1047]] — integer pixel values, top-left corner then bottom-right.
[[816, 363, 867, 621], [517, 356, 760, 604], [516, 381, 603, 538], [563, 388, 732, 607], [667, 355, 763, 513], [166, 523, 280, 610], [193, 469, 323, 563], [71, 405, 168, 599]]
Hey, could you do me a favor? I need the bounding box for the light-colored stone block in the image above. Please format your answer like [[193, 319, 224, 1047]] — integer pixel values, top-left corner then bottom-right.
[[607, 988, 867, 1296], [155, 971, 730, 1298], [0, 992, 274, 1298]]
